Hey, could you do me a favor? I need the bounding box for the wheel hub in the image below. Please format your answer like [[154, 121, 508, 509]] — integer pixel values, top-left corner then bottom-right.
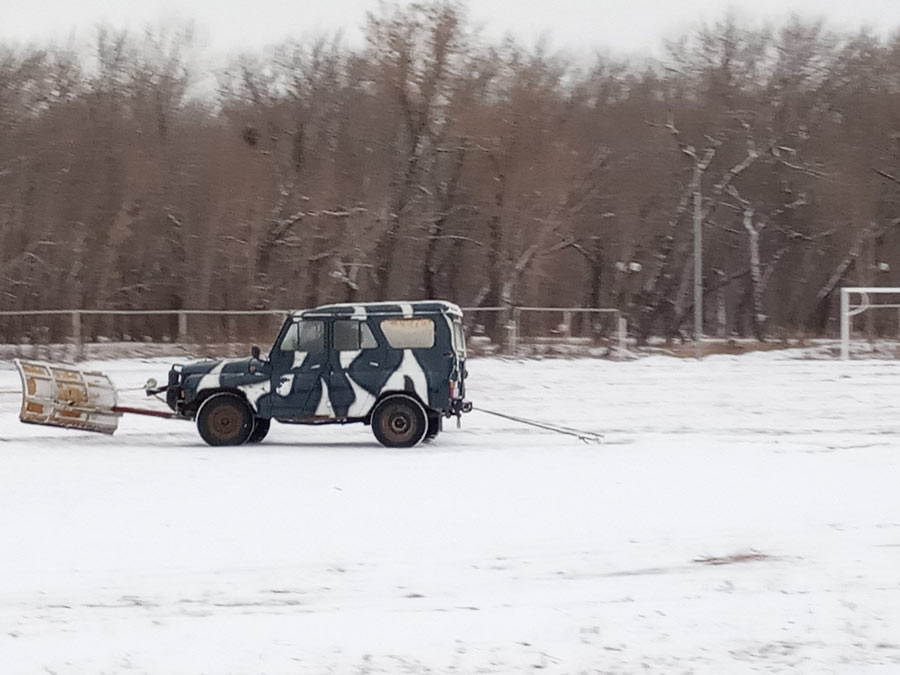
[[390, 413, 411, 435], [211, 408, 239, 437]]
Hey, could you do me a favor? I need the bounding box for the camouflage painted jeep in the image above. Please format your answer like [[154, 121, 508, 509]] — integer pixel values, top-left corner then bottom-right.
[[151, 301, 471, 447]]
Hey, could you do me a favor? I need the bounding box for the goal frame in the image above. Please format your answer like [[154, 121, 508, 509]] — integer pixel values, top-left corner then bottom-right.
[[840, 287, 900, 359]]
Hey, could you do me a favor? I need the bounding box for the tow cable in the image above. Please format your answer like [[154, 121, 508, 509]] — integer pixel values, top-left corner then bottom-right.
[[475, 407, 604, 444]]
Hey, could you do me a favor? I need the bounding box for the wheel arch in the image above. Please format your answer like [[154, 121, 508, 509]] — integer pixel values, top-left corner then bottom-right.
[[191, 387, 254, 419], [368, 390, 431, 423]]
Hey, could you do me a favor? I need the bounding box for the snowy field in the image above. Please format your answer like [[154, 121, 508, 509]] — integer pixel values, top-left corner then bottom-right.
[[2, 352, 900, 674]]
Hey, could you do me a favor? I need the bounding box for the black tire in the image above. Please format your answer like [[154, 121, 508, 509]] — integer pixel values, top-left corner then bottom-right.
[[371, 395, 428, 448], [247, 417, 271, 444], [424, 412, 442, 442], [196, 393, 254, 446]]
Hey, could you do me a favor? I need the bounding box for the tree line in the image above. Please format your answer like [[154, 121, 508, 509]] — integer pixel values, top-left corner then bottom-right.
[[2, 3, 900, 343]]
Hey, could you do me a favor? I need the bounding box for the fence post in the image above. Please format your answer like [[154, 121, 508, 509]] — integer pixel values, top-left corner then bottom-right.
[[228, 316, 237, 344], [72, 310, 83, 361], [617, 314, 628, 354], [840, 288, 849, 360], [178, 312, 188, 343], [562, 310, 572, 338], [508, 307, 520, 356]]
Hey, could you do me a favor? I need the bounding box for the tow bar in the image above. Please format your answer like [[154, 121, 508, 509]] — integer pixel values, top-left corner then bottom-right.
[[474, 406, 604, 444]]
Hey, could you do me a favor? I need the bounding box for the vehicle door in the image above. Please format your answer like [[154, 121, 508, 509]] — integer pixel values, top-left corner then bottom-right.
[[450, 316, 467, 399], [269, 317, 332, 419], [327, 318, 384, 418]]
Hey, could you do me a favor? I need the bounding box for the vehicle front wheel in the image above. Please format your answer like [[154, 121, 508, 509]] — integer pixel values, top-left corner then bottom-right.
[[196, 393, 254, 446], [371, 395, 428, 448], [247, 418, 271, 443]]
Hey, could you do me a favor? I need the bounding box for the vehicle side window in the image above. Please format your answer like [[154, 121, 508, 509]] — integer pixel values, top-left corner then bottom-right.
[[334, 320, 378, 350], [279, 323, 298, 351], [333, 321, 356, 351], [280, 320, 324, 353], [381, 317, 435, 349], [453, 319, 467, 356], [360, 322, 377, 349]]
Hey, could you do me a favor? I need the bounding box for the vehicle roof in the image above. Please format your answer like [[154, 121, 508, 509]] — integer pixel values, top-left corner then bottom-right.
[[292, 300, 463, 319]]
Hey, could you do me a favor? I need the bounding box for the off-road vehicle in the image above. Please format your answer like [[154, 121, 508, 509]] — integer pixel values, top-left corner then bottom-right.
[[150, 300, 471, 447]]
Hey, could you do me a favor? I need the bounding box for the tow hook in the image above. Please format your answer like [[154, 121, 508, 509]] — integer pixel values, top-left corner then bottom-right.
[[451, 399, 473, 428]]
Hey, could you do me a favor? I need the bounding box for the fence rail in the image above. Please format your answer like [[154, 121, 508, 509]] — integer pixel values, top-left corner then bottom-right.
[[0, 307, 628, 359]]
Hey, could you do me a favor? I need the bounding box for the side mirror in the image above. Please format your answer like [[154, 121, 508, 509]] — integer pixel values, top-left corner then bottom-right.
[[251, 345, 261, 360]]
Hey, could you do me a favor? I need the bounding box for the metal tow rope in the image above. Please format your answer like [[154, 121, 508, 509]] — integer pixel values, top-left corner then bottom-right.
[[475, 407, 604, 444]]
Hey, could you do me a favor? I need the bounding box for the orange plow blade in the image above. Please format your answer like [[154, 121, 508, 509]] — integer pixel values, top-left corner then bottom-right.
[[14, 359, 121, 434]]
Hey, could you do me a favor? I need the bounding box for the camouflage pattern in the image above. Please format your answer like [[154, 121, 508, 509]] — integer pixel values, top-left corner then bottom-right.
[[165, 301, 468, 423]]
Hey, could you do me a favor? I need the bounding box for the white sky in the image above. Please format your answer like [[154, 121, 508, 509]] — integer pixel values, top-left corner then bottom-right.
[[1, 0, 898, 58]]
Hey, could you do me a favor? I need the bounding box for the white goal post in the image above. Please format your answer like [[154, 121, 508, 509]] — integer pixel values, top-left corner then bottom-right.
[[840, 287, 900, 359]]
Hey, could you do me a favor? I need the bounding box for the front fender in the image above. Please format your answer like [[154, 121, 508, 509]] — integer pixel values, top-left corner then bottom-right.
[[184, 371, 271, 414]]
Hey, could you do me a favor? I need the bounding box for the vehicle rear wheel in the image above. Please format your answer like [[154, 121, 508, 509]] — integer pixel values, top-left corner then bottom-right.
[[371, 395, 428, 448], [196, 393, 254, 446], [247, 417, 271, 443]]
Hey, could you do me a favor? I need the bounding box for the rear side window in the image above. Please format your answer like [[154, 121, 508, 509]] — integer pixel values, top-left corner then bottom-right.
[[381, 318, 435, 349], [334, 320, 378, 351]]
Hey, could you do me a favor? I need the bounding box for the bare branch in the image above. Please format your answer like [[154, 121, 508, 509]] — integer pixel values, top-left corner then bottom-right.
[[874, 167, 900, 187], [777, 158, 829, 179]]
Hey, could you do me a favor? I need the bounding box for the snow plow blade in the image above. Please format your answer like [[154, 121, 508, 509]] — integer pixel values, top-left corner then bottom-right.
[[14, 359, 120, 434]]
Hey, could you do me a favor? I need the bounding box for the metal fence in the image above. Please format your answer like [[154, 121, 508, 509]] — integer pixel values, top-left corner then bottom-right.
[[461, 307, 627, 356], [0, 307, 628, 360]]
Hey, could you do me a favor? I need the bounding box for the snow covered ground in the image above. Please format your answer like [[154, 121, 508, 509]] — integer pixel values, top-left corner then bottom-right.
[[2, 352, 900, 674]]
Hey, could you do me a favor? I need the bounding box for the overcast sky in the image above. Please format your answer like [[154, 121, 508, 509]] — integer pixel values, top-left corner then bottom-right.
[[1, 0, 898, 58]]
